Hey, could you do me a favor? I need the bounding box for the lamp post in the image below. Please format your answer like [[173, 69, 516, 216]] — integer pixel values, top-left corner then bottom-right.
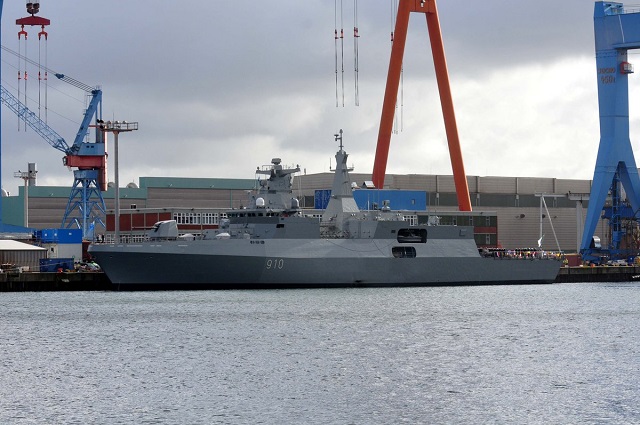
[[101, 120, 138, 242], [14, 171, 30, 227], [13, 164, 37, 227]]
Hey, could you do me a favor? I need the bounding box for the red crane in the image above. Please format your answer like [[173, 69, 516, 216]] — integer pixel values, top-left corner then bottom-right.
[[372, 0, 472, 212]]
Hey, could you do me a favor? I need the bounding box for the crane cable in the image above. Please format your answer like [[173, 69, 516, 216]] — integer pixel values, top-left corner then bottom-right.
[[38, 24, 49, 123], [16, 23, 49, 128], [340, 0, 345, 107], [18, 25, 27, 131], [334, 0, 339, 107], [3, 45, 96, 92], [334, 0, 346, 107], [400, 57, 404, 133], [353, 0, 359, 106], [334, 0, 360, 107]]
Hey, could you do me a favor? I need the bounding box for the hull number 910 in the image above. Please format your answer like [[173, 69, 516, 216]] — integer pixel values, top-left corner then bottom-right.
[[265, 258, 284, 270]]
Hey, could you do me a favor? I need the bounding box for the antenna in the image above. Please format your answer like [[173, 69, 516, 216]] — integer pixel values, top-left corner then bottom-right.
[[334, 128, 344, 151]]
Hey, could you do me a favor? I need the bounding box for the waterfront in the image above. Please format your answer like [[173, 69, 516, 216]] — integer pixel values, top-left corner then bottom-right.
[[2, 263, 640, 291], [1, 283, 639, 424]]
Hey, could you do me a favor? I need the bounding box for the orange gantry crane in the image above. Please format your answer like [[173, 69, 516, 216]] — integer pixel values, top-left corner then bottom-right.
[[372, 0, 472, 212]]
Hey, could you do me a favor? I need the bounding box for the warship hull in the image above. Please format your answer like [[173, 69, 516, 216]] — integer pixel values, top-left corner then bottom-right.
[[89, 236, 562, 287]]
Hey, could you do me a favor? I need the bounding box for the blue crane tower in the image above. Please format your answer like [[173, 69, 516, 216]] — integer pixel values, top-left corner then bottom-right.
[[0, 1, 108, 238], [0, 79, 107, 237], [581, 2, 640, 261]]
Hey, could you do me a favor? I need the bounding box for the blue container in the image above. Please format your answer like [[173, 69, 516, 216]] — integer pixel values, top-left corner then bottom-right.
[[353, 190, 426, 211], [35, 228, 58, 243], [39, 258, 74, 272], [57, 229, 83, 244], [35, 228, 83, 244], [314, 189, 332, 209], [315, 189, 427, 211]]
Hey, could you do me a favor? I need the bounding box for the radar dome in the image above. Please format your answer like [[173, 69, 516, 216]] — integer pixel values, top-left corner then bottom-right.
[[126, 182, 138, 188], [256, 197, 265, 207], [1, 189, 8, 197]]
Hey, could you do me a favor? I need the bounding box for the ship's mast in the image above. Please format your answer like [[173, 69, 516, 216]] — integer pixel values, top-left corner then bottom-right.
[[322, 130, 360, 229]]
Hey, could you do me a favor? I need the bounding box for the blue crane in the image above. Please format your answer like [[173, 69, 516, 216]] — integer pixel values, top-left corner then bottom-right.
[[0, 76, 108, 238], [0, 2, 108, 238], [580, 2, 640, 262]]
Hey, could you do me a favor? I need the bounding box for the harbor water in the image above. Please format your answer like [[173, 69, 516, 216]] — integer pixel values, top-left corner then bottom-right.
[[1, 283, 639, 424]]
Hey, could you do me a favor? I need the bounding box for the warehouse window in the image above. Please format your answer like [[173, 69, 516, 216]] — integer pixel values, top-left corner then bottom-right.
[[201, 212, 218, 225]]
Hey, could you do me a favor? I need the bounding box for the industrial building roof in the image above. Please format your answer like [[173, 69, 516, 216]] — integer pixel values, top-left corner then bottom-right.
[[0, 240, 46, 251], [138, 176, 255, 190], [13, 176, 256, 199]]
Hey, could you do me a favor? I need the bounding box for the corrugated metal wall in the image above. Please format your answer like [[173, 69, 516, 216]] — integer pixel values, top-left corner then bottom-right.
[[28, 198, 68, 229], [515, 178, 555, 194], [478, 177, 516, 194], [146, 188, 251, 209], [0, 250, 47, 271], [391, 175, 432, 190], [555, 179, 591, 194]]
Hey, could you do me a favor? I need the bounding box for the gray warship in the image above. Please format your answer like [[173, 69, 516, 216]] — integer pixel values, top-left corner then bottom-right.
[[89, 130, 562, 287]]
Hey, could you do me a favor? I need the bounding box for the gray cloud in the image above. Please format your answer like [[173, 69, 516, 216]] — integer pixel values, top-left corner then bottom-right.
[[0, 1, 621, 196]]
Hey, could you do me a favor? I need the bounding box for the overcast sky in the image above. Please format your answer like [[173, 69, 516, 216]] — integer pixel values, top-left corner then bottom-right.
[[0, 1, 631, 195]]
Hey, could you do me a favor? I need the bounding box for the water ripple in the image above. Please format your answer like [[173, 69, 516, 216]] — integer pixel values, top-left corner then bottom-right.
[[0, 283, 639, 423]]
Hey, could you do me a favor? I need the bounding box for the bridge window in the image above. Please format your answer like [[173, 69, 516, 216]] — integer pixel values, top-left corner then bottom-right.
[[392, 246, 417, 258], [397, 228, 427, 243]]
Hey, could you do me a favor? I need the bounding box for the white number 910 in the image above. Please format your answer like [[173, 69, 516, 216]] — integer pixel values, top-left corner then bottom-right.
[[265, 258, 284, 270]]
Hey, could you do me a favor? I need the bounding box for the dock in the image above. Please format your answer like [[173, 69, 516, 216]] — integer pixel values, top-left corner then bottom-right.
[[0, 272, 111, 291], [0, 265, 638, 291], [555, 265, 640, 283]]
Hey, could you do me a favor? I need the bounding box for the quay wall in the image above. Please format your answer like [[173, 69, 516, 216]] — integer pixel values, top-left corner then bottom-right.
[[1, 267, 639, 291], [0, 272, 111, 291], [555, 266, 640, 283]]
